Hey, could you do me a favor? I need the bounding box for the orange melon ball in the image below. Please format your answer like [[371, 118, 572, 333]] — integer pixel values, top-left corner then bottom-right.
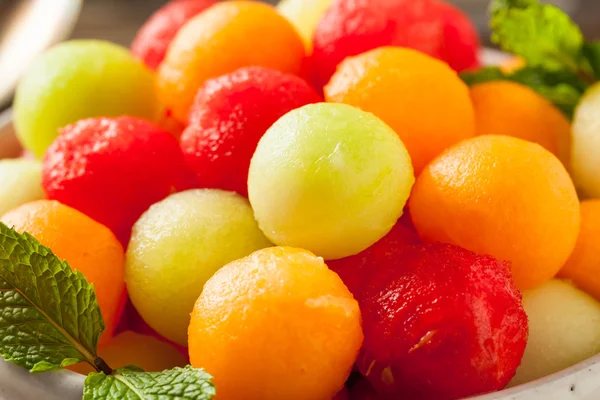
[[470, 81, 571, 165], [324, 46, 475, 174], [189, 247, 363, 400], [157, 1, 305, 123], [559, 200, 600, 300], [409, 135, 580, 291], [1, 200, 125, 344]]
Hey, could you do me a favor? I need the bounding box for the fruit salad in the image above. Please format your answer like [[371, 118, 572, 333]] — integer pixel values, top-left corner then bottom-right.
[[1, 0, 600, 399]]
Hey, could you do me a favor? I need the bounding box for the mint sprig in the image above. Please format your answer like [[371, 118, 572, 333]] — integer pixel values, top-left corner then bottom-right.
[[0, 222, 104, 371], [462, 0, 600, 119], [490, 0, 585, 72], [83, 366, 216, 400], [0, 223, 216, 399]]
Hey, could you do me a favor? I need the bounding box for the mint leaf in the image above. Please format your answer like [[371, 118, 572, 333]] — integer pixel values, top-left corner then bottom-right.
[[461, 66, 584, 118], [83, 366, 216, 400], [583, 42, 600, 78], [490, 0, 584, 72], [0, 222, 104, 371]]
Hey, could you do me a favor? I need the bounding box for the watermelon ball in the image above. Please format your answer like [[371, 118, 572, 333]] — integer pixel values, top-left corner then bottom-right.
[[357, 243, 528, 400], [328, 220, 421, 299], [131, 0, 216, 70], [311, 0, 444, 88], [435, 0, 481, 72], [42, 116, 193, 243], [181, 66, 321, 196]]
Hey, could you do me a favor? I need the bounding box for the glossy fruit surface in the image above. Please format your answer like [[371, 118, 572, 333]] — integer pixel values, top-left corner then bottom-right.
[[131, 0, 216, 70], [126, 189, 271, 345], [325, 47, 475, 174], [311, 0, 444, 88], [357, 243, 528, 399], [510, 280, 600, 386], [572, 82, 600, 198], [14, 40, 160, 158], [0, 159, 45, 216], [1, 200, 125, 345], [42, 116, 193, 242], [436, 0, 481, 72], [470, 81, 571, 165], [157, 1, 305, 122], [189, 247, 363, 400], [328, 220, 421, 299], [410, 135, 580, 290], [559, 200, 600, 300], [181, 66, 321, 196], [248, 103, 414, 260], [277, 0, 335, 51]]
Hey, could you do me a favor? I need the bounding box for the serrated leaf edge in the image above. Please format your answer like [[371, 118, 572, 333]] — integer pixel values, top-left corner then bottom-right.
[[0, 224, 99, 370]]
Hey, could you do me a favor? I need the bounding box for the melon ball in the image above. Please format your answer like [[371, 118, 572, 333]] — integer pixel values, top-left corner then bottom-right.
[[125, 189, 272, 346], [0, 159, 45, 216], [14, 40, 160, 158], [277, 0, 335, 51], [572, 83, 600, 198], [510, 280, 600, 386], [248, 103, 414, 260]]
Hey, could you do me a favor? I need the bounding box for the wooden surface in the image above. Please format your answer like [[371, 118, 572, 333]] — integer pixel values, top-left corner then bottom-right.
[[70, 0, 600, 47]]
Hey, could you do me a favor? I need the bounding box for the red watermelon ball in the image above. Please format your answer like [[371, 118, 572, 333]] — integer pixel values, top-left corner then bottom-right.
[[131, 0, 216, 70], [180, 66, 322, 196], [435, 0, 481, 72], [328, 219, 421, 299], [357, 243, 528, 400], [311, 0, 444, 89], [42, 116, 194, 243]]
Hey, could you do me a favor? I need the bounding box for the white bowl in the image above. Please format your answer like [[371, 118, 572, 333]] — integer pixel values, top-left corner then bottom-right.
[[1, 49, 600, 400]]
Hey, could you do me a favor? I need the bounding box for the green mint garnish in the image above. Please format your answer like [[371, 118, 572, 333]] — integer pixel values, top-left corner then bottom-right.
[[83, 366, 216, 400], [0, 223, 216, 399], [462, 0, 600, 119], [490, 0, 584, 72], [0, 222, 105, 372]]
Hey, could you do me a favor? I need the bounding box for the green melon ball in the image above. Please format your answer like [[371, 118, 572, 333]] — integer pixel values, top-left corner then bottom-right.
[[510, 279, 600, 386], [0, 159, 45, 216], [572, 83, 600, 198], [248, 103, 414, 260], [14, 40, 161, 158], [125, 189, 272, 346]]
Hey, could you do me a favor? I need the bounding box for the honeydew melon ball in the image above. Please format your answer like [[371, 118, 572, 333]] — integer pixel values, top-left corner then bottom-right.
[[510, 280, 600, 386], [248, 103, 414, 260], [572, 83, 600, 198], [14, 40, 161, 158], [0, 159, 45, 216], [125, 189, 272, 346], [277, 0, 335, 51]]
